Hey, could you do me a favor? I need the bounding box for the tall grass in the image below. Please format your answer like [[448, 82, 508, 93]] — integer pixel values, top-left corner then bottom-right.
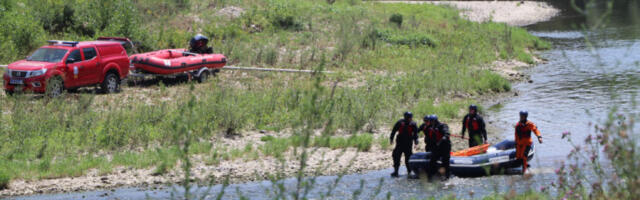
[[0, 0, 547, 188]]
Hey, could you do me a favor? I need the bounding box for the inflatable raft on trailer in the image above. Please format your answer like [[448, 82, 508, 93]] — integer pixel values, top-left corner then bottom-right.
[[128, 49, 226, 82], [408, 140, 535, 177]]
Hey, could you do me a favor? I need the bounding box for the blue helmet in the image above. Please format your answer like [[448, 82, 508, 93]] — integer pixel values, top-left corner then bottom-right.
[[519, 110, 528, 117], [404, 111, 413, 118], [469, 104, 478, 111], [430, 114, 438, 121]]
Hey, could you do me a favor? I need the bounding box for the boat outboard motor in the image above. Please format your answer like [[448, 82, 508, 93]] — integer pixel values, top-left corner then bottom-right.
[[189, 34, 213, 54]]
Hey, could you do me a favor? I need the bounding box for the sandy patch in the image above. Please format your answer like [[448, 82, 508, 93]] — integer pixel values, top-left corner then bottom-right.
[[378, 1, 560, 26], [216, 6, 245, 19]]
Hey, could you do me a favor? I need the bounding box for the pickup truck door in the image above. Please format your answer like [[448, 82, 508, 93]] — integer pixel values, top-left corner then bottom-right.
[[80, 47, 100, 85], [64, 49, 83, 88]]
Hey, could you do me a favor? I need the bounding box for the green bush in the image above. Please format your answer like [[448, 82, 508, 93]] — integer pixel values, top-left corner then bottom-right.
[[386, 33, 437, 47], [260, 136, 290, 158], [377, 135, 390, 150], [27, 0, 76, 33], [209, 89, 250, 136], [260, 135, 276, 142], [329, 137, 348, 149], [389, 13, 403, 27], [313, 136, 331, 147], [477, 71, 511, 93], [349, 134, 373, 152], [0, 8, 45, 62], [265, 0, 305, 31], [369, 29, 437, 47]]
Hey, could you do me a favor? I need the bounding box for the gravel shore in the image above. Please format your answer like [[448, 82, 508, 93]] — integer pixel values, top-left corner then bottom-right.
[[379, 1, 560, 26], [0, 121, 510, 196]]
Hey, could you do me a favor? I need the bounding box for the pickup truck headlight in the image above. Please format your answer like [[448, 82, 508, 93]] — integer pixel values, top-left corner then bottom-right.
[[26, 69, 47, 78], [4, 69, 11, 77]]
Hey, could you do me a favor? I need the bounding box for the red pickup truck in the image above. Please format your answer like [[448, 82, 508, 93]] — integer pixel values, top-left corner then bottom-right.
[[3, 38, 132, 96]]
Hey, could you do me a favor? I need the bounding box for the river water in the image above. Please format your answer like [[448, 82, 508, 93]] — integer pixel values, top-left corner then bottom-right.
[[14, 5, 640, 200]]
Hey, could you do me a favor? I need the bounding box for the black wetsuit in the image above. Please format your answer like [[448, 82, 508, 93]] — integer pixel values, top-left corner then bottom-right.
[[419, 123, 436, 152], [427, 122, 451, 179], [390, 119, 419, 174], [461, 114, 487, 148]]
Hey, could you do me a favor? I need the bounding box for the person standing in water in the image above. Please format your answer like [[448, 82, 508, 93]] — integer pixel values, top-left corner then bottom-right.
[[426, 115, 451, 180], [461, 104, 487, 147], [390, 112, 419, 177], [419, 115, 436, 153], [514, 110, 543, 174]]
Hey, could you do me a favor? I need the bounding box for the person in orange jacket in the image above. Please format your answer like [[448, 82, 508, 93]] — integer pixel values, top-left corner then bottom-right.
[[515, 110, 542, 174]]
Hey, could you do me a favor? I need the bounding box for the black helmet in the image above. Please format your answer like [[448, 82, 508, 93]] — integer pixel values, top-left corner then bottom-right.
[[189, 34, 209, 49], [404, 111, 413, 118], [423, 115, 430, 121], [469, 104, 478, 111], [519, 110, 528, 116]]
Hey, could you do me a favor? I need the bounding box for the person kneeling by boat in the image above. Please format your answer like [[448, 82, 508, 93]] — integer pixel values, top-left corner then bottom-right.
[[515, 110, 543, 174], [189, 34, 213, 54], [390, 112, 419, 177], [461, 104, 487, 147], [425, 115, 451, 180]]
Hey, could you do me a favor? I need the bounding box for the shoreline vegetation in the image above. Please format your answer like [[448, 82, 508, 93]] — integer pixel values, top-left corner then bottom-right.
[[0, 0, 554, 196]]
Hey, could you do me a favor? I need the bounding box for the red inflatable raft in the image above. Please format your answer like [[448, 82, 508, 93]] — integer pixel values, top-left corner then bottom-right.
[[130, 49, 226, 75]]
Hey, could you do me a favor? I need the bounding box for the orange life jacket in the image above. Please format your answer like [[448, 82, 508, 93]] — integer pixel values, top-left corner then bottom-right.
[[515, 120, 541, 145]]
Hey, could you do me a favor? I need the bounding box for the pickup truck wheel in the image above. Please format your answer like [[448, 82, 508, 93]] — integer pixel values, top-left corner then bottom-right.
[[4, 90, 14, 96], [197, 70, 209, 83], [101, 73, 120, 94], [46, 76, 64, 97]]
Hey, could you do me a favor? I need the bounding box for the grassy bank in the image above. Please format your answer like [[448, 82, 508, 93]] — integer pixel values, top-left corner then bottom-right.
[[0, 0, 548, 188]]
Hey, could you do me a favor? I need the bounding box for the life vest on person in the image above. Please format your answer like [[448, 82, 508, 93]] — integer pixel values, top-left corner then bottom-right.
[[398, 121, 415, 137], [427, 126, 444, 143], [516, 121, 532, 140], [465, 115, 481, 131]]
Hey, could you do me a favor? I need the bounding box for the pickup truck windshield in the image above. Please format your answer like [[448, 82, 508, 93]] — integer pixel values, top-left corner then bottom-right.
[[27, 48, 69, 63]]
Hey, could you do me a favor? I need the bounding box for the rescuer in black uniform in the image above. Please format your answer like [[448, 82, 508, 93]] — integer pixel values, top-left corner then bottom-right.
[[390, 112, 419, 177], [426, 115, 452, 180], [461, 104, 487, 147], [419, 115, 436, 153]]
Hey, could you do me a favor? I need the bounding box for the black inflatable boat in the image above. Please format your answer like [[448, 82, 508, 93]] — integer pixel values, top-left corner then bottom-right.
[[408, 140, 535, 177]]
